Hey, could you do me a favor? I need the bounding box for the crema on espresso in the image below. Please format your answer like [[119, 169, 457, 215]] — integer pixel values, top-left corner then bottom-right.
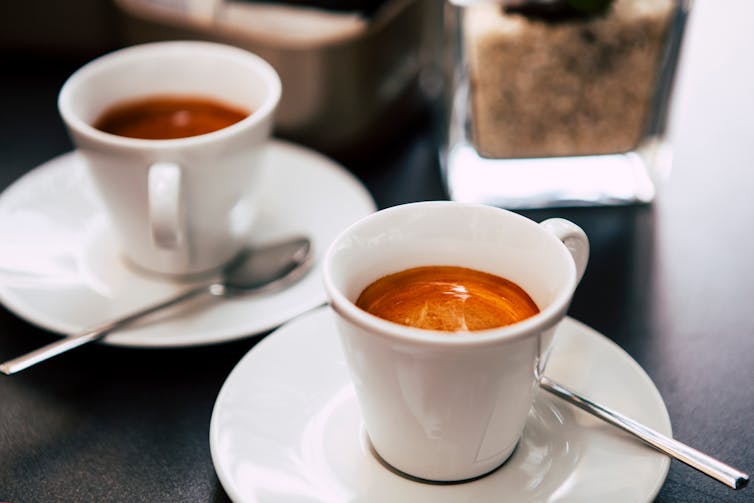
[[356, 265, 539, 332]]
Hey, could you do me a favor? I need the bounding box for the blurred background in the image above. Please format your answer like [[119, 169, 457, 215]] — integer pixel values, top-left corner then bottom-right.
[[0, 0, 442, 161]]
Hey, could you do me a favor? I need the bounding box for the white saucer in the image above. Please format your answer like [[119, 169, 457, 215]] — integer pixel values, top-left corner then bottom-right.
[[210, 306, 672, 502], [0, 140, 375, 347]]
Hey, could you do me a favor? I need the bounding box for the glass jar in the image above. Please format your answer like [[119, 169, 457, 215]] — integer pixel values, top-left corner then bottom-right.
[[440, 0, 691, 208]]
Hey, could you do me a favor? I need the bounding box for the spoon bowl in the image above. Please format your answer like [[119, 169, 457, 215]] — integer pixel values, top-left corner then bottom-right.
[[214, 236, 312, 295]]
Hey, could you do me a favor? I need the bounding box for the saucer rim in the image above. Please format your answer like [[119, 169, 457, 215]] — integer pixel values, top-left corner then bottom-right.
[[0, 140, 376, 347], [209, 306, 672, 502]]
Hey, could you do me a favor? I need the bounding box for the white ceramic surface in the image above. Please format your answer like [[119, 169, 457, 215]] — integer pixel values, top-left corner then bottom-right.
[[0, 140, 375, 347], [322, 202, 589, 481], [210, 306, 672, 503], [59, 41, 281, 275]]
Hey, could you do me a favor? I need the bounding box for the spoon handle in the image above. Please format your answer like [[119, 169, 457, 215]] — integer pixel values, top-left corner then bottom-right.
[[0, 284, 211, 375], [539, 376, 749, 490]]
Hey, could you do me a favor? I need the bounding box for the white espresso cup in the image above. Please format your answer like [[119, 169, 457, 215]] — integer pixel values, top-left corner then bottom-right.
[[58, 41, 281, 276], [323, 201, 589, 482]]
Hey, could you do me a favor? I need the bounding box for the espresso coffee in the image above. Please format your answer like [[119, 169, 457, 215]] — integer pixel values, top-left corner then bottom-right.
[[93, 95, 249, 140], [356, 266, 539, 332]]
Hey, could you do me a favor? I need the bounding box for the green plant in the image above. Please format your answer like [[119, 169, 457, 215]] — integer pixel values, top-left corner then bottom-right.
[[504, 0, 614, 21]]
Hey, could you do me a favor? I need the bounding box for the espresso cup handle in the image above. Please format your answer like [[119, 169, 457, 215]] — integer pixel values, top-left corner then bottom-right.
[[540, 218, 589, 284], [148, 162, 185, 250]]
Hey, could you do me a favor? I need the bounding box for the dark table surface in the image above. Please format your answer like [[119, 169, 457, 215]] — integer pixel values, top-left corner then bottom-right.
[[2, 2, 754, 501]]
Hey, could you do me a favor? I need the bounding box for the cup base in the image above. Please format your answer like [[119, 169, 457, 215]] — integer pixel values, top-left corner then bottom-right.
[[363, 429, 520, 485], [119, 251, 227, 283]]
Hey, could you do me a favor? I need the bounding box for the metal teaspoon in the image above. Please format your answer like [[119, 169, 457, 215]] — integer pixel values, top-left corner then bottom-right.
[[0, 236, 313, 375], [540, 375, 749, 490]]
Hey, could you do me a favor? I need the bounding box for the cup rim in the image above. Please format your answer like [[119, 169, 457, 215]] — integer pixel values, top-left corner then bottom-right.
[[57, 40, 282, 150], [323, 201, 578, 348]]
